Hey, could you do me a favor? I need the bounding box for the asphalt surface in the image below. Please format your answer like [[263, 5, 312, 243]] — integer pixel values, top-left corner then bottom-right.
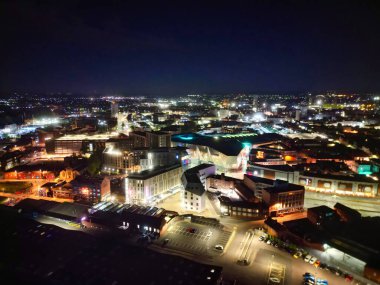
[[159, 219, 232, 257]]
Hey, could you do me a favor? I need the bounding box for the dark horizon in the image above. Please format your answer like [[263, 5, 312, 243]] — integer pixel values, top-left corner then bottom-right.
[[1, 0, 380, 96]]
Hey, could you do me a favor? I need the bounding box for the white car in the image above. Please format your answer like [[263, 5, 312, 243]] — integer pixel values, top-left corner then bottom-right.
[[269, 277, 280, 283], [304, 254, 312, 263], [214, 244, 224, 251], [309, 256, 318, 265]]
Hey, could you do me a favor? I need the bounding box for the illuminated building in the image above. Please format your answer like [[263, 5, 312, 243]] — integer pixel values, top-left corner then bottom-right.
[[102, 146, 140, 174], [262, 181, 305, 216], [206, 173, 236, 194], [130, 131, 171, 148], [71, 176, 111, 204], [49, 133, 122, 155], [102, 146, 185, 174], [87, 201, 169, 234], [125, 164, 182, 204], [181, 164, 216, 212], [172, 133, 283, 172], [248, 163, 296, 182], [242, 174, 274, 200], [39, 181, 74, 199], [218, 196, 262, 218], [249, 163, 380, 214], [250, 163, 379, 197]]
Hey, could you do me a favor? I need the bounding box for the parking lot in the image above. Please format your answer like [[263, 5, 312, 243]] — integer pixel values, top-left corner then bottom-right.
[[158, 217, 232, 257], [268, 261, 286, 285]]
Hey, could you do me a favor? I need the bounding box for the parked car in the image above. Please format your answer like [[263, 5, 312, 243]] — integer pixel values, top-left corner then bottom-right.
[[316, 279, 328, 285], [304, 275, 315, 282], [214, 244, 224, 251], [309, 256, 318, 265], [259, 236, 265, 241], [269, 277, 280, 283], [304, 255, 312, 263], [293, 251, 303, 259]]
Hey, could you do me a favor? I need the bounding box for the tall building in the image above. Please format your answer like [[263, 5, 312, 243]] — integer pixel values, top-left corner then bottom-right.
[[181, 164, 216, 212], [111, 101, 119, 118], [130, 131, 171, 148], [125, 164, 182, 204]]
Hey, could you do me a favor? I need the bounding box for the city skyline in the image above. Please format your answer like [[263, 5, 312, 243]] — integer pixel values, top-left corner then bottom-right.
[[1, 1, 380, 285]]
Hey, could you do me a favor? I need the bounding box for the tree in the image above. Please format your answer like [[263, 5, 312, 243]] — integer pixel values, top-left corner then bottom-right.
[[87, 150, 103, 176]]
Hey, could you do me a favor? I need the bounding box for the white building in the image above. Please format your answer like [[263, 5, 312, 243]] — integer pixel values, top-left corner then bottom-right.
[[181, 164, 216, 212], [126, 164, 182, 204]]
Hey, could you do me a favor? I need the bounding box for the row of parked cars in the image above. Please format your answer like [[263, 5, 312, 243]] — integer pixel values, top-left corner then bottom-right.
[[259, 235, 353, 283]]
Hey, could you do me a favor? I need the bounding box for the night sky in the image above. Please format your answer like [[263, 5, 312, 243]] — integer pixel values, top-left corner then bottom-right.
[[1, 0, 380, 96]]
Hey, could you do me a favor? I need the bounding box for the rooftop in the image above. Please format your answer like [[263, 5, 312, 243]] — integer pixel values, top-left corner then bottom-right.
[[55, 132, 120, 141], [250, 163, 295, 172], [0, 206, 223, 285], [172, 132, 284, 156], [244, 174, 274, 185], [128, 163, 182, 180], [264, 182, 304, 194]]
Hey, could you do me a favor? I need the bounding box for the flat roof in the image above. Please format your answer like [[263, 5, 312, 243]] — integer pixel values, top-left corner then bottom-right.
[[264, 182, 304, 194], [219, 195, 261, 209], [55, 132, 120, 141], [244, 174, 274, 185], [172, 132, 284, 156], [128, 163, 182, 180], [209, 173, 240, 182], [308, 205, 335, 215], [186, 163, 214, 173]]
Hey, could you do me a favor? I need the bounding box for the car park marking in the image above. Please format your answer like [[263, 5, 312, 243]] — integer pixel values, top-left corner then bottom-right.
[[267, 262, 285, 285]]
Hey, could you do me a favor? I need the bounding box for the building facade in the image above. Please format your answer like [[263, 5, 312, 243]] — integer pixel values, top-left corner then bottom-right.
[[262, 181, 305, 216], [126, 164, 182, 204], [181, 164, 216, 212], [71, 176, 111, 204]]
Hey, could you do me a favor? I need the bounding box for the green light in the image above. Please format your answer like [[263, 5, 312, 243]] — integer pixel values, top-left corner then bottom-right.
[[179, 135, 194, 140], [242, 142, 251, 148]]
